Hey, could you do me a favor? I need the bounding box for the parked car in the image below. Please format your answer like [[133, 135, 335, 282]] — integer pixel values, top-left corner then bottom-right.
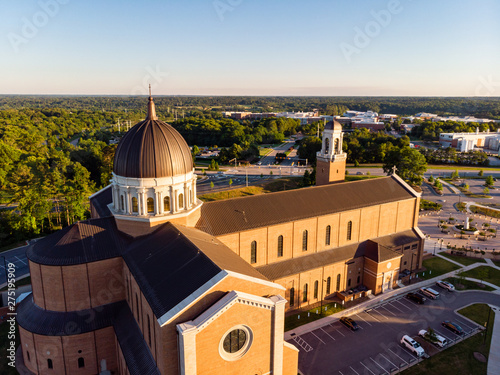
[[419, 329, 448, 347], [400, 335, 426, 357], [406, 292, 426, 304], [339, 316, 359, 331], [436, 280, 455, 292], [442, 320, 464, 335], [356, 171, 364, 175], [420, 287, 440, 299]]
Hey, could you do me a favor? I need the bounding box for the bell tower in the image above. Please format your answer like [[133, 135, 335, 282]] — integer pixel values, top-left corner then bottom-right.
[[316, 119, 347, 185]]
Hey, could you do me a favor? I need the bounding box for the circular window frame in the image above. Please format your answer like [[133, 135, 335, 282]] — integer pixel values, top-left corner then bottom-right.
[[218, 325, 253, 361]]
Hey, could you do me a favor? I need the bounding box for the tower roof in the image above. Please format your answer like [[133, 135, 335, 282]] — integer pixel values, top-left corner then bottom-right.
[[325, 119, 343, 131], [113, 95, 193, 178]]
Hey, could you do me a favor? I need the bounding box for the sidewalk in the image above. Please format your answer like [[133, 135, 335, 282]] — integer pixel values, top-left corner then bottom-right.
[[488, 305, 500, 375], [284, 261, 485, 340]]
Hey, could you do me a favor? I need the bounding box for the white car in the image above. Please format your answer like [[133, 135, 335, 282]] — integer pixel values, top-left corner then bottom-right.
[[436, 280, 455, 292], [419, 330, 448, 348], [401, 335, 426, 357]]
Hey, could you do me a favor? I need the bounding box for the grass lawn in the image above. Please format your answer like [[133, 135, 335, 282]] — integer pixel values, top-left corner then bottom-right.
[[470, 205, 500, 219], [259, 147, 273, 156], [0, 322, 19, 375], [285, 302, 344, 331], [494, 260, 500, 267], [460, 266, 500, 287], [419, 257, 461, 280], [402, 304, 493, 375], [444, 277, 495, 292], [440, 253, 486, 266], [429, 165, 500, 171]]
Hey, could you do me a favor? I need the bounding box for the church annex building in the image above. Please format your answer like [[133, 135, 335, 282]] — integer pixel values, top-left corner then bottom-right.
[[17, 96, 425, 375]]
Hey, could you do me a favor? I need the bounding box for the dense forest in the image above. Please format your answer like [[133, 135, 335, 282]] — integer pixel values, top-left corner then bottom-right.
[[1, 95, 499, 246]]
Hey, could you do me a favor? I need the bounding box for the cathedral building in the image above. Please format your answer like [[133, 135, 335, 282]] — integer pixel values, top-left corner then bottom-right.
[[17, 96, 424, 375]]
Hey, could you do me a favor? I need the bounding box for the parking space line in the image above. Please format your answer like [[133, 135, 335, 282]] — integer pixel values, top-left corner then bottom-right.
[[338, 371, 345, 375], [311, 331, 326, 344], [380, 353, 397, 369], [354, 314, 372, 326], [370, 308, 389, 320], [360, 361, 376, 375], [388, 348, 408, 365], [386, 301, 404, 313], [394, 299, 412, 310], [454, 318, 475, 331], [349, 366, 360, 375], [15, 256, 27, 265], [434, 328, 453, 342], [364, 310, 382, 322], [379, 305, 397, 316], [320, 327, 336, 341], [370, 357, 388, 373], [330, 325, 345, 337]]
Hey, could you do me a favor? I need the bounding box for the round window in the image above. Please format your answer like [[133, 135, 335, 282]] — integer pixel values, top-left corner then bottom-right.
[[219, 325, 252, 361]]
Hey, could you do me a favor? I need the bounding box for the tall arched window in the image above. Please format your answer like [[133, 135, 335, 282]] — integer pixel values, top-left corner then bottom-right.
[[325, 225, 331, 246], [303, 283, 308, 302], [147, 315, 152, 347], [120, 195, 124, 211], [164, 196, 170, 211], [347, 221, 352, 241], [324, 138, 330, 154], [277, 235, 284, 257], [336, 274, 341, 291], [251, 241, 257, 264], [348, 278, 351, 287], [132, 197, 138, 213], [357, 275, 361, 284], [47, 359, 53, 369], [135, 294, 139, 320], [302, 230, 308, 251], [147, 198, 154, 213], [334, 138, 339, 153], [178, 193, 184, 209], [26, 351, 30, 362], [78, 357, 85, 368], [326, 277, 331, 294], [290, 287, 295, 306], [314, 280, 319, 299]]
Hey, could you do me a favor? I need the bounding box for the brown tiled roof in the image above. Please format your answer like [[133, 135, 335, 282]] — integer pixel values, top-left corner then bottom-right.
[[364, 241, 403, 263], [197, 176, 416, 236], [255, 230, 419, 281]]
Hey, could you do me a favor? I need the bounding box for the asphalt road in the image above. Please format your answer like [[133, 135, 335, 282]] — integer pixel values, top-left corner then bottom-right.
[[290, 290, 500, 375], [0, 244, 31, 285]]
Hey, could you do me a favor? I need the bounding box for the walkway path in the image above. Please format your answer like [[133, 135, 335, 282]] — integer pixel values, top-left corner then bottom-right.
[[465, 201, 500, 215], [488, 305, 500, 375], [485, 258, 500, 270], [437, 178, 461, 194]]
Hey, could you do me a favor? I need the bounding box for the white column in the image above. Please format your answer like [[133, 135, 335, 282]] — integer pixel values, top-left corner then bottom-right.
[[183, 183, 188, 211], [113, 185, 119, 211], [271, 296, 287, 375], [169, 186, 174, 214], [177, 322, 197, 375], [158, 191, 163, 215], [124, 190, 130, 214]]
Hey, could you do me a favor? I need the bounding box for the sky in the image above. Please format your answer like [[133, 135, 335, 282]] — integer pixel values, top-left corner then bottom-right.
[[1, 0, 499, 96]]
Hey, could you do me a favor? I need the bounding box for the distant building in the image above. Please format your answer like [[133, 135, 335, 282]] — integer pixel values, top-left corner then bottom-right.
[[439, 128, 500, 151]]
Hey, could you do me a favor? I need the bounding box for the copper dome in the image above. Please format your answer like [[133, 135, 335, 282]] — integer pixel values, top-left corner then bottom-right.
[[324, 120, 343, 131], [113, 97, 193, 178]]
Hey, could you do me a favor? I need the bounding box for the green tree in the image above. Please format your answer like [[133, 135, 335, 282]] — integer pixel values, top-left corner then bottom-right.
[[428, 175, 434, 183], [297, 137, 322, 166], [478, 169, 484, 177], [451, 169, 459, 180], [383, 146, 427, 185], [229, 179, 233, 188], [485, 175, 494, 187], [210, 181, 214, 190], [483, 187, 490, 195]]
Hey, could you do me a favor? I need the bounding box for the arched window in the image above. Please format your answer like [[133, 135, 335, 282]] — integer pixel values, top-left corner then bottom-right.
[[147, 315, 152, 347], [334, 138, 339, 153], [326, 277, 331, 294], [78, 357, 85, 368], [303, 283, 308, 302], [251, 241, 257, 264], [348, 278, 351, 287], [302, 230, 308, 251], [164, 196, 170, 211], [325, 225, 331, 246], [336, 274, 341, 291], [147, 197, 154, 213], [120, 195, 124, 211], [314, 280, 319, 299], [347, 221, 352, 241], [277, 235, 284, 257], [324, 138, 330, 154], [178, 193, 184, 209], [290, 287, 295, 306], [47, 359, 53, 369], [132, 197, 138, 213], [357, 275, 360, 284], [26, 351, 30, 362]]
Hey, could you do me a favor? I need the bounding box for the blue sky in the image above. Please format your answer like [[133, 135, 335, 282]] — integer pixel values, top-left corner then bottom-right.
[[1, 0, 499, 96]]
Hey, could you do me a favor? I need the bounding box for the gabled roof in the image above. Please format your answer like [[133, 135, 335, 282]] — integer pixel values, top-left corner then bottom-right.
[[122, 222, 269, 320], [27, 216, 128, 266], [197, 176, 417, 236], [364, 241, 402, 263]]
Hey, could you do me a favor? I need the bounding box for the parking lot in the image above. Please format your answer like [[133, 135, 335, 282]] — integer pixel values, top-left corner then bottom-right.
[[288, 289, 498, 375]]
